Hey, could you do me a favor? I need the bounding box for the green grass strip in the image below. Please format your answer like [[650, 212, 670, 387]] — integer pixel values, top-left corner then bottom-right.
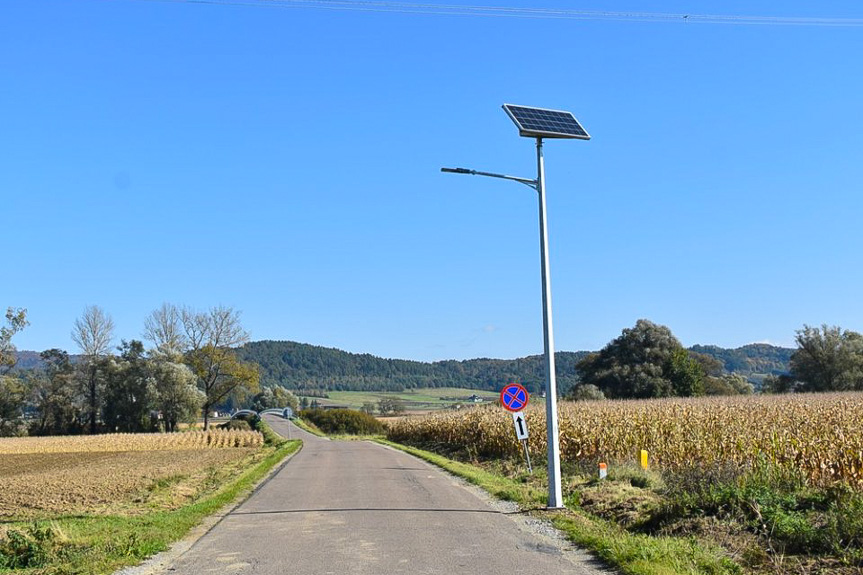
[[292, 417, 326, 437], [0, 440, 301, 575], [376, 439, 739, 575]]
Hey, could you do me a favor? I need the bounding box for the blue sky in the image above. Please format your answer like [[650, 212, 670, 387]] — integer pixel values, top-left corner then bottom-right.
[[3, 0, 862, 361]]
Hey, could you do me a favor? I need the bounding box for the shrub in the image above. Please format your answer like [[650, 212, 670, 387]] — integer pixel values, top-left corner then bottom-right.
[[300, 409, 384, 435], [220, 419, 252, 432]]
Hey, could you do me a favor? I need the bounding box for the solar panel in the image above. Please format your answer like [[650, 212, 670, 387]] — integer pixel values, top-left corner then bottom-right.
[[502, 104, 590, 140]]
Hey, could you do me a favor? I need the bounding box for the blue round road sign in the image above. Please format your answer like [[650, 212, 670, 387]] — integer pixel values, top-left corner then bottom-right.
[[500, 383, 529, 412]]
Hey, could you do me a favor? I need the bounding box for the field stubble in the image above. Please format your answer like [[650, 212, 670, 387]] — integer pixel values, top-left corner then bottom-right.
[[0, 430, 265, 519]]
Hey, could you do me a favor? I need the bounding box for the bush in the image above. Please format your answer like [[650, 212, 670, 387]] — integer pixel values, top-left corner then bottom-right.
[[300, 409, 384, 435], [252, 418, 286, 446], [568, 384, 606, 401], [0, 523, 71, 569], [219, 419, 252, 431]]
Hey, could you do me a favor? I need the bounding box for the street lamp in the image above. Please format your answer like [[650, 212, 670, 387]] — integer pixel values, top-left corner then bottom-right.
[[442, 104, 590, 509]]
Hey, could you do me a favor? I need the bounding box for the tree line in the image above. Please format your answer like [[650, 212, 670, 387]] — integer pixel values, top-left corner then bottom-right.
[[0, 304, 295, 437], [570, 319, 863, 400]]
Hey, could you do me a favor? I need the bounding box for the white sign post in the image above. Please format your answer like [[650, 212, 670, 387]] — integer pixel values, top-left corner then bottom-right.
[[512, 411, 532, 473]]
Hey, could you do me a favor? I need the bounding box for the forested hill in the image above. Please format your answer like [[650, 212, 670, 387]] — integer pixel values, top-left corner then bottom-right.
[[236, 340, 794, 394], [235, 340, 589, 394], [689, 343, 794, 377], [15, 341, 793, 394]]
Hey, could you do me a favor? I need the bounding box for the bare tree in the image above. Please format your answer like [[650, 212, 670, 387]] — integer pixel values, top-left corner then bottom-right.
[[72, 305, 115, 358], [152, 305, 256, 430], [143, 303, 187, 358], [181, 305, 249, 351], [71, 305, 115, 433]]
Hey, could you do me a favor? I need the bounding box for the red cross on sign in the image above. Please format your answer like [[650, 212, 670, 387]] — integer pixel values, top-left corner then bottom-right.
[[500, 383, 530, 412]]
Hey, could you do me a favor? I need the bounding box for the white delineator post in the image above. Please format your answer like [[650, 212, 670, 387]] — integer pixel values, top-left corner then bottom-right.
[[536, 137, 564, 509]]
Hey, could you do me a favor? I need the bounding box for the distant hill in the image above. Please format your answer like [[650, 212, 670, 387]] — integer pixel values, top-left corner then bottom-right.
[[15, 340, 794, 394], [236, 340, 794, 394], [689, 343, 794, 377], [235, 340, 589, 395], [11, 350, 46, 371]]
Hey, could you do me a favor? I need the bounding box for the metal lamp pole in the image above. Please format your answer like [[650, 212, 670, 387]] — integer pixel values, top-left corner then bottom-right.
[[534, 137, 564, 508], [443, 103, 589, 510], [441, 138, 564, 509]]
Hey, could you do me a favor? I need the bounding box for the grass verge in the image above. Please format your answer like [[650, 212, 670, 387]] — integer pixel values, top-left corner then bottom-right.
[[0, 437, 301, 574], [376, 439, 740, 575], [291, 417, 326, 437]]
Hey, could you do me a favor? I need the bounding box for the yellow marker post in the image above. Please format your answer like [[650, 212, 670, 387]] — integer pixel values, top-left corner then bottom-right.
[[640, 449, 648, 469]]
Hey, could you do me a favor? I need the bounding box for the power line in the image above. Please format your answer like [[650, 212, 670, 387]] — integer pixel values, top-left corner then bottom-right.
[[113, 0, 863, 27]]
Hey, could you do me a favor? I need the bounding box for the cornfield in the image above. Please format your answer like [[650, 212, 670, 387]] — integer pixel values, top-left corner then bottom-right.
[[386, 392, 863, 487], [0, 429, 264, 455]]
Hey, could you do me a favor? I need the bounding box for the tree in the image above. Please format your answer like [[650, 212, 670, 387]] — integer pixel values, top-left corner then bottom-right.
[[0, 375, 26, 436], [761, 373, 798, 394], [102, 341, 156, 433], [142, 304, 260, 429], [0, 308, 29, 435], [377, 397, 405, 415], [703, 373, 754, 396], [1, 307, 28, 374], [790, 324, 863, 392], [567, 383, 605, 401], [143, 303, 187, 358], [149, 357, 202, 432], [71, 305, 115, 433], [576, 319, 704, 399], [28, 349, 80, 435], [180, 306, 258, 429], [666, 348, 705, 397]]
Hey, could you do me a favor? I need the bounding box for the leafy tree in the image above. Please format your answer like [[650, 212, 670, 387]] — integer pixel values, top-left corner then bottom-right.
[[567, 383, 605, 401], [251, 385, 298, 413], [790, 324, 863, 392], [28, 349, 80, 435], [761, 373, 798, 394], [188, 345, 259, 429], [143, 304, 259, 430], [102, 341, 156, 433], [703, 373, 754, 396], [689, 351, 724, 378], [377, 397, 405, 415], [360, 401, 376, 415], [0, 308, 28, 436], [666, 348, 705, 397], [149, 358, 202, 432], [71, 305, 115, 433], [1, 307, 28, 374], [576, 319, 704, 399], [0, 376, 26, 436]]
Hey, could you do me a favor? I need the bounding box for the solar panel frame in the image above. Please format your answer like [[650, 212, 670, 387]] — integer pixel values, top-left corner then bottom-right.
[[502, 104, 591, 140]]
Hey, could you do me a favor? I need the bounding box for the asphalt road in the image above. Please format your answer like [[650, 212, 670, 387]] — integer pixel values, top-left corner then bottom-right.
[[161, 415, 613, 575]]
